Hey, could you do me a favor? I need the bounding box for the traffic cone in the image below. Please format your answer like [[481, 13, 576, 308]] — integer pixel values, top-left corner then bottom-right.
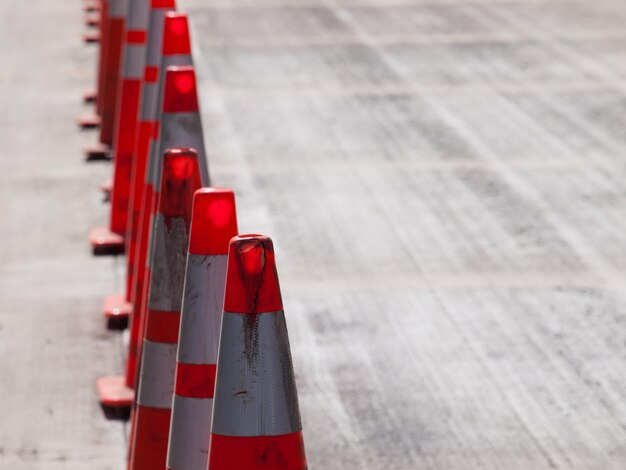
[[124, 64, 210, 407], [88, 0, 150, 256], [208, 235, 308, 470], [95, 0, 151, 412], [81, 2, 102, 42], [81, 0, 105, 107], [83, 0, 126, 161], [124, 3, 179, 323], [128, 148, 203, 470], [98, 0, 125, 149], [85, 13, 101, 28], [166, 188, 238, 470], [83, 0, 101, 13], [83, 89, 98, 103], [82, 30, 101, 44]]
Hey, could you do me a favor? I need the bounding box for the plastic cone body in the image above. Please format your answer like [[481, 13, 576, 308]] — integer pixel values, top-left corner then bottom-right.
[[125, 64, 209, 394], [208, 236, 308, 470], [128, 149, 202, 470], [125, 3, 179, 331], [108, 0, 150, 238], [95, 0, 108, 116], [98, 0, 125, 146], [166, 189, 238, 470], [94, 0, 149, 409]]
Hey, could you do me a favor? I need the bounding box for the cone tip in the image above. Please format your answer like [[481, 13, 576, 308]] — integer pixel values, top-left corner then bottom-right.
[[163, 66, 198, 113], [163, 12, 191, 56], [224, 235, 283, 314], [189, 188, 238, 256], [152, 0, 176, 7], [159, 148, 201, 224]]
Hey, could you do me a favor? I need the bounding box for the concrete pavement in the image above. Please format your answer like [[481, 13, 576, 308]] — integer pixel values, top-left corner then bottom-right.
[[2, 0, 626, 468]]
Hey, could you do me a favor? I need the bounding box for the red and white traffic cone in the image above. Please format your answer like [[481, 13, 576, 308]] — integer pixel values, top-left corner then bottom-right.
[[123, 64, 210, 413], [208, 235, 308, 470], [81, 2, 101, 41], [94, 0, 108, 119], [83, 0, 101, 13], [85, 13, 101, 28], [88, 0, 150, 256], [83, 0, 126, 161], [81, 0, 105, 105], [128, 148, 203, 470], [124, 3, 179, 325], [97, 0, 125, 151], [95, 0, 151, 413], [166, 188, 238, 470]]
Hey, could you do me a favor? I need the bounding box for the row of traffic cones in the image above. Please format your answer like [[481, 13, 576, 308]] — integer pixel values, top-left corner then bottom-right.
[[78, 1, 308, 469]]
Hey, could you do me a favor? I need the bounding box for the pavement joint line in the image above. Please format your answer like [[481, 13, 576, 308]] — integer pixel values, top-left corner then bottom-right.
[[473, 6, 626, 154], [207, 81, 626, 97], [189, 0, 554, 9], [321, 0, 626, 285], [194, 29, 626, 48], [206, 153, 626, 172], [280, 272, 626, 293]]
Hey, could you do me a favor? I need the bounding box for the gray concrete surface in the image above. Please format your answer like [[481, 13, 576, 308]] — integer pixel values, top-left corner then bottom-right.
[[2, 0, 626, 468]]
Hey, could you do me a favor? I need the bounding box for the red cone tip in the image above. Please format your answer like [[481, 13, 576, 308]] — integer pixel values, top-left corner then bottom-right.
[[189, 188, 238, 256], [163, 66, 199, 113], [152, 0, 176, 8], [163, 13, 191, 56], [159, 148, 202, 229], [224, 235, 283, 315]]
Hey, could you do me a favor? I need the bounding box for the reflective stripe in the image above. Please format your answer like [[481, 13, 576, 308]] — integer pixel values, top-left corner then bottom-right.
[[147, 214, 189, 312], [146, 8, 168, 68], [167, 395, 213, 470], [150, 112, 209, 188], [137, 340, 177, 408], [109, 0, 127, 17], [178, 254, 227, 364], [208, 432, 307, 470], [211, 311, 302, 437], [140, 80, 159, 120], [123, 44, 146, 79], [127, 0, 150, 30]]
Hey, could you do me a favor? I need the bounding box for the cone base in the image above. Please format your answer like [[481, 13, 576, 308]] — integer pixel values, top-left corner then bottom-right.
[[85, 14, 100, 27], [99, 178, 112, 199], [103, 294, 131, 330], [82, 1, 100, 13], [89, 227, 125, 256], [83, 89, 97, 103], [82, 31, 100, 44], [84, 142, 111, 161], [77, 113, 101, 129], [97, 376, 133, 420]]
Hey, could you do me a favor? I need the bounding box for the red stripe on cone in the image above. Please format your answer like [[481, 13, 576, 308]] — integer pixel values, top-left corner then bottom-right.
[[208, 432, 307, 470], [98, 13, 125, 146], [174, 363, 217, 399], [109, 78, 141, 235], [130, 407, 171, 469]]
